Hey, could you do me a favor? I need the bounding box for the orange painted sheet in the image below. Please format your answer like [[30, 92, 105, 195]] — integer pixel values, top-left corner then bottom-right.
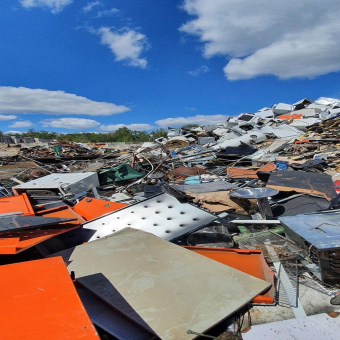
[[0, 205, 83, 255], [185, 247, 275, 304], [0, 225, 79, 254], [278, 114, 302, 120], [72, 197, 127, 221], [0, 193, 34, 216], [0, 257, 99, 339], [227, 163, 276, 179]]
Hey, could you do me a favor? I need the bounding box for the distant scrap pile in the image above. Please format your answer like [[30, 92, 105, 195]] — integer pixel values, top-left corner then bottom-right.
[[0, 96, 340, 339]]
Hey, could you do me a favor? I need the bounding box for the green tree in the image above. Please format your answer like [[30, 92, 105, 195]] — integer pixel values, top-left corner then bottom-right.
[[181, 124, 199, 129]]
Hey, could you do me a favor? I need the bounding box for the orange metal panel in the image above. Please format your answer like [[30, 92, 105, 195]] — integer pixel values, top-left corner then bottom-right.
[[0, 225, 79, 254], [185, 247, 275, 304], [0, 257, 99, 339], [278, 114, 302, 120], [72, 197, 127, 221], [0, 193, 34, 216], [0, 238, 19, 254]]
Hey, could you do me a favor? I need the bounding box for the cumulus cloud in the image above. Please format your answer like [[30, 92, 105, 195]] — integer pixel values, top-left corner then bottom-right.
[[0, 87, 130, 116], [97, 27, 149, 68], [9, 120, 34, 128], [98, 123, 153, 132], [188, 65, 209, 77], [97, 8, 119, 18], [40, 117, 101, 129], [83, 1, 101, 13], [180, 0, 340, 80], [0, 114, 17, 121], [185, 107, 196, 111], [20, 0, 73, 13], [155, 114, 229, 128]]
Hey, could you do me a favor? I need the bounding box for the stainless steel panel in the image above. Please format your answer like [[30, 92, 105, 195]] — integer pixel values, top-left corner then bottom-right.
[[83, 193, 216, 241]]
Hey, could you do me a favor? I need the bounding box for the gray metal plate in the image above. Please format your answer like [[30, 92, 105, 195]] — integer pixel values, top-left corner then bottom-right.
[[279, 211, 340, 250], [0, 215, 76, 232], [170, 181, 235, 194], [55, 228, 271, 340], [230, 188, 279, 199], [83, 193, 216, 241]]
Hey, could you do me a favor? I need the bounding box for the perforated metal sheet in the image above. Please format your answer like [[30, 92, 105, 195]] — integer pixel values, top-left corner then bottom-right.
[[83, 193, 216, 241]]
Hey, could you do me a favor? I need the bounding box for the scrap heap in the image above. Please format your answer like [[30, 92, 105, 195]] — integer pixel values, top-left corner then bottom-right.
[[0, 96, 340, 339]]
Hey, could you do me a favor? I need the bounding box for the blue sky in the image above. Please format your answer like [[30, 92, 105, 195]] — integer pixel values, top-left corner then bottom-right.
[[0, 0, 340, 134]]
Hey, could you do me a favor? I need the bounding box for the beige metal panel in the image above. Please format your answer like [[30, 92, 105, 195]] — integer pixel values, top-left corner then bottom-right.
[[57, 228, 271, 340]]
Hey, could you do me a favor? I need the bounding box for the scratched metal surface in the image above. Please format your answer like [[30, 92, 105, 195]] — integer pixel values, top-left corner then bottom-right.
[[56, 228, 271, 340]]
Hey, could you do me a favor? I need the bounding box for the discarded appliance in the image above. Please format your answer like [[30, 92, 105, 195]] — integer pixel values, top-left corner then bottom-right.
[[12, 172, 99, 202], [279, 211, 340, 285]]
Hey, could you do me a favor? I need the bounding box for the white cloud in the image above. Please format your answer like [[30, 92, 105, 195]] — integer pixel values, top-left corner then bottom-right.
[[185, 107, 196, 111], [98, 123, 153, 132], [0, 86, 130, 116], [97, 27, 149, 68], [0, 114, 17, 121], [155, 114, 229, 128], [9, 120, 34, 128], [97, 8, 119, 18], [180, 0, 340, 80], [188, 65, 209, 77], [20, 0, 73, 13], [83, 1, 101, 13], [40, 117, 101, 129], [3, 131, 22, 135]]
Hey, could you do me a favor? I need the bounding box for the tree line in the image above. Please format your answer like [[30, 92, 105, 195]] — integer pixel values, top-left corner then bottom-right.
[[1, 127, 168, 143]]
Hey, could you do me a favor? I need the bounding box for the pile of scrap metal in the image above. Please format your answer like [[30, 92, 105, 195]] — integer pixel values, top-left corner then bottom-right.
[[18, 141, 104, 163], [0, 96, 340, 339]]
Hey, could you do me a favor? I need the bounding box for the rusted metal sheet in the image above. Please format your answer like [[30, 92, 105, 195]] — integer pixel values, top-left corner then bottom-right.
[[227, 163, 276, 179], [0, 257, 99, 339]]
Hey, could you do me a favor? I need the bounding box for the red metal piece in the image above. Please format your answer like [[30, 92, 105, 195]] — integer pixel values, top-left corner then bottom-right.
[[185, 247, 275, 304], [0, 257, 99, 339], [72, 197, 127, 221], [0, 193, 34, 216], [294, 139, 310, 144]]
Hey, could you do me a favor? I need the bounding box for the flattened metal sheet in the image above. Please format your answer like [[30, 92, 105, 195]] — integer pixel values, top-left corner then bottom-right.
[[56, 228, 271, 340], [0, 215, 76, 232], [83, 193, 216, 241]]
